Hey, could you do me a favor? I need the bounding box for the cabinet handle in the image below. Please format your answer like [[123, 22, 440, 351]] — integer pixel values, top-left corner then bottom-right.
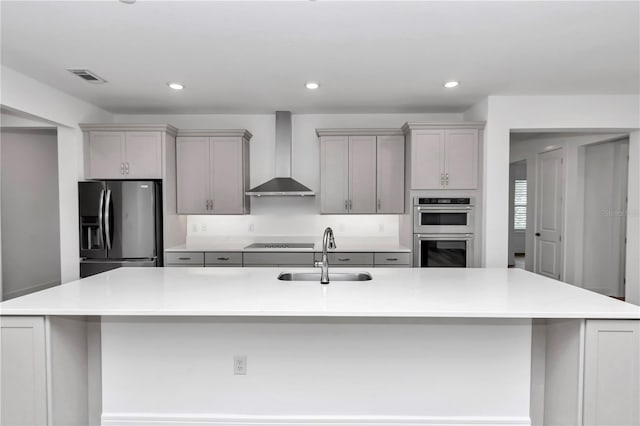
[[377, 199, 381, 210], [345, 200, 348, 211], [217, 257, 230, 261], [440, 173, 444, 186], [445, 173, 449, 185], [337, 258, 351, 262], [178, 257, 191, 260], [206, 200, 209, 210], [210, 200, 213, 211], [386, 258, 398, 261], [349, 200, 352, 210], [120, 163, 125, 175]]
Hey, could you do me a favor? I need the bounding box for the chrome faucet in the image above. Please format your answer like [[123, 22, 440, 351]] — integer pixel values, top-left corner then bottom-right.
[[314, 227, 336, 284]]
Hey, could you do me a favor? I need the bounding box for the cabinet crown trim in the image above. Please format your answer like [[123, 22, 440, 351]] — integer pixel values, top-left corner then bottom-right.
[[176, 129, 253, 139], [316, 128, 404, 137], [401, 122, 486, 133], [80, 123, 178, 136]]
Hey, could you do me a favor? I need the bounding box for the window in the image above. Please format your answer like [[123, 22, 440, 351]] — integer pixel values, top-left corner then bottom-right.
[[514, 180, 527, 230]]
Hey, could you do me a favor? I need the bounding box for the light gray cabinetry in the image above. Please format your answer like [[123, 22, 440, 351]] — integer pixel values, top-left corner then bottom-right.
[[319, 135, 349, 214], [583, 320, 640, 426], [176, 130, 251, 215], [376, 135, 405, 214], [205, 252, 243, 267], [374, 252, 411, 266], [317, 129, 405, 214], [403, 123, 482, 190], [348, 136, 377, 213], [243, 252, 314, 267], [1, 316, 47, 426], [314, 252, 374, 267], [165, 252, 205, 266], [82, 125, 174, 180]]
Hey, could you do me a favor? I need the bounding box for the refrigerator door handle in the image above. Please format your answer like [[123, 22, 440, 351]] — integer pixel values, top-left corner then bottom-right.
[[98, 189, 105, 247], [104, 189, 112, 250]]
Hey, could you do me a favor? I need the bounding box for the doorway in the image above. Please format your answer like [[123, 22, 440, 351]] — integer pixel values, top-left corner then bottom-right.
[[1, 127, 61, 300], [508, 160, 527, 269]]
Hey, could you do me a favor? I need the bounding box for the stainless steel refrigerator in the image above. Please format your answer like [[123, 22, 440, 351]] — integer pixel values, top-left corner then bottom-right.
[[79, 181, 163, 278]]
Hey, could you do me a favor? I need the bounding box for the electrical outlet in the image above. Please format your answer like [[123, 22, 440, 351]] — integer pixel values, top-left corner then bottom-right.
[[249, 223, 254, 232], [191, 224, 198, 233], [200, 223, 207, 232], [234, 355, 247, 375]]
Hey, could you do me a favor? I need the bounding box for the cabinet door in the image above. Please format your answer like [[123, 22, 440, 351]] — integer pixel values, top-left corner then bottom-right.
[[411, 130, 444, 189], [443, 129, 478, 189], [124, 132, 162, 178], [320, 136, 349, 214], [176, 137, 210, 214], [377, 135, 405, 213], [583, 320, 640, 426], [210, 137, 244, 214], [348, 136, 377, 214], [87, 131, 125, 179]]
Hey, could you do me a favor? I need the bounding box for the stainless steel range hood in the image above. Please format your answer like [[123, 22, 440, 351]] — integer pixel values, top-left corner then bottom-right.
[[246, 111, 314, 196]]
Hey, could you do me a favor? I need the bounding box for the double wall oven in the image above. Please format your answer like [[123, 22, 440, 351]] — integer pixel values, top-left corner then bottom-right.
[[413, 197, 475, 268]]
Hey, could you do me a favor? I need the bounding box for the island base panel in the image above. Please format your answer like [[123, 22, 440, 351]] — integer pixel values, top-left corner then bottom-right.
[[101, 317, 532, 425]]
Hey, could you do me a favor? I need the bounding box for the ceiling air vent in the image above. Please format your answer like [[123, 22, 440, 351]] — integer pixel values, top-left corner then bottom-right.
[[67, 69, 107, 84]]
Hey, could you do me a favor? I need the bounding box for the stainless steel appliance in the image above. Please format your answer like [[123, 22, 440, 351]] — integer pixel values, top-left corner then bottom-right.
[[79, 181, 163, 278], [413, 234, 474, 268], [413, 197, 474, 234], [413, 197, 475, 268]]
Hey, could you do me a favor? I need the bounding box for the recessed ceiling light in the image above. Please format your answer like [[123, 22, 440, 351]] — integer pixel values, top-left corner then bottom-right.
[[167, 82, 184, 90], [305, 82, 320, 90], [444, 81, 459, 88], [119, 0, 136, 4]]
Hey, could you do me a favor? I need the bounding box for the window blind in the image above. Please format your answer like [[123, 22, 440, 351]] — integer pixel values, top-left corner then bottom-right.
[[514, 180, 527, 230]]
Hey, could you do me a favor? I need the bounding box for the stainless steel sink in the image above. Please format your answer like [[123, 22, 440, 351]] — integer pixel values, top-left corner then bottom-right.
[[277, 272, 372, 282]]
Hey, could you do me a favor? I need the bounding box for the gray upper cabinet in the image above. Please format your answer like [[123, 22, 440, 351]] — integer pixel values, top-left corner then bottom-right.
[[403, 123, 483, 190], [176, 130, 251, 215], [317, 129, 405, 214], [81, 124, 177, 180], [376, 135, 405, 213]]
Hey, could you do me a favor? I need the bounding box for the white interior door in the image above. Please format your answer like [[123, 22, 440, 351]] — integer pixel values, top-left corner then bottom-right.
[[582, 140, 629, 296], [535, 148, 564, 280]]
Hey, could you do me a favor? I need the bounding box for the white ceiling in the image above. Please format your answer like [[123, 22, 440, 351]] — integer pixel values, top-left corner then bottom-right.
[[1, 1, 638, 114]]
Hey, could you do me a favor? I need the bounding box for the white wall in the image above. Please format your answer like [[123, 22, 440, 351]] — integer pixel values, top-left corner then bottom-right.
[[474, 95, 640, 304], [0, 66, 113, 285], [114, 112, 463, 241], [0, 129, 61, 299]]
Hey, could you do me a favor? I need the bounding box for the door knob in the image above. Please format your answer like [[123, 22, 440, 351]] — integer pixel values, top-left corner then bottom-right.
[[535, 232, 541, 237]]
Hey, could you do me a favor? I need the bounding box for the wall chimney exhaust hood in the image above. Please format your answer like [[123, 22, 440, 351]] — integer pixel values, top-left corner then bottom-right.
[[246, 111, 314, 196]]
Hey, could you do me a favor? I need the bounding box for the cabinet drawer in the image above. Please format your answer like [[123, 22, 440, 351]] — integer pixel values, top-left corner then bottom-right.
[[315, 252, 374, 266], [205, 252, 243, 266], [243, 252, 314, 266], [374, 252, 411, 265], [165, 252, 204, 266]]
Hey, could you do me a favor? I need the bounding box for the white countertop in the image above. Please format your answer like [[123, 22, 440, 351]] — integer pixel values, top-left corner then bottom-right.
[[165, 236, 411, 253], [1, 267, 639, 319]]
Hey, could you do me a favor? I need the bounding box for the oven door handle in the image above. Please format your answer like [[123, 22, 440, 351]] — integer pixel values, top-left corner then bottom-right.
[[415, 206, 472, 211]]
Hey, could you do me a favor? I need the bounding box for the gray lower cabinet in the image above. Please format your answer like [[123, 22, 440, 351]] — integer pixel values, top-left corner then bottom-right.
[[314, 252, 374, 267], [374, 252, 411, 267], [165, 252, 205, 266], [243, 252, 314, 267], [205, 252, 242, 267]]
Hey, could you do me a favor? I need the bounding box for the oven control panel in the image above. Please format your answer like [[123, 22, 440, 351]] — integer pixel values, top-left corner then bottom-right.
[[415, 197, 473, 205]]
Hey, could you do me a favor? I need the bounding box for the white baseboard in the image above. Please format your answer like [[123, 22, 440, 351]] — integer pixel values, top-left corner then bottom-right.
[[2, 280, 59, 300], [102, 413, 531, 426]]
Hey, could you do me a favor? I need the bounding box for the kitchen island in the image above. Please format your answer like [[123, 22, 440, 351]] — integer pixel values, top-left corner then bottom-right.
[[1, 267, 639, 426]]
